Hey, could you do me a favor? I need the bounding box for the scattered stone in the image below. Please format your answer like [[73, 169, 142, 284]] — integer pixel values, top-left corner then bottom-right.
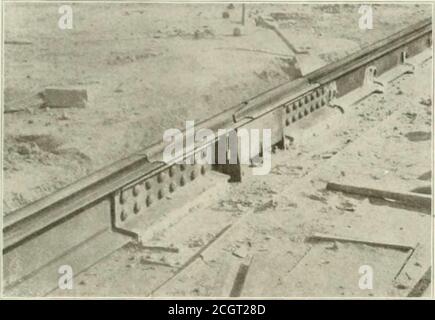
[[15, 134, 62, 153], [58, 111, 70, 121], [250, 155, 263, 167], [306, 194, 327, 204], [404, 131, 430, 142], [187, 237, 205, 248], [16, 144, 32, 155], [336, 201, 355, 212], [403, 112, 417, 123], [395, 283, 408, 290], [193, 27, 215, 40], [254, 199, 277, 212], [419, 97, 432, 106], [326, 241, 339, 251], [233, 27, 242, 37], [227, 4, 235, 10], [41, 87, 88, 108], [222, 11, 230, 19]]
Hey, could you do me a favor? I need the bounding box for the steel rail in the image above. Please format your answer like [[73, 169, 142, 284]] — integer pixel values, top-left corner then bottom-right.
[[3, 18, 432, 295]]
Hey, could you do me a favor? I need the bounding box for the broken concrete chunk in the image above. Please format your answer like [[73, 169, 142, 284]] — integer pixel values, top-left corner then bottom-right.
[[41, 87, 88, 108]]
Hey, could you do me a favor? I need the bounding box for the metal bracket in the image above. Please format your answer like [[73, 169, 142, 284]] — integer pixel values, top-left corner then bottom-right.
[[331, 65, 385, 109], [283, 85, 330, 127], [112, 152, 212, 239], [377, 50, 416, 84]]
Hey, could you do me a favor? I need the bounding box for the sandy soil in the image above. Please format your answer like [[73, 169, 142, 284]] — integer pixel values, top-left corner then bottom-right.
[[2, 3, 431, 213], [49, 50, 432, 298]]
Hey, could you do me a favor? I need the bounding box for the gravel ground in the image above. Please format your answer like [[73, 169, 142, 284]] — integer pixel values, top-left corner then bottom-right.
[[49, 50, 432, 298]]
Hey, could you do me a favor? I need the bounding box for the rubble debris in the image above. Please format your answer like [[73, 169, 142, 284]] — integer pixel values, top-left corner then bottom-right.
[[419, 97, 432, 106], [305, 193, 327, 204], [187, 236, 205, 248], [254, 199, 277, 213], [403, 112, 417, 123], [140, 256, 173, 268], [233, 27, 242, 37], [193, 27, 215, 40], [40, 87, 88, 108], [57, 111, 70, 121], [404, 131, 430, 142], [335, 201, 355, 212]]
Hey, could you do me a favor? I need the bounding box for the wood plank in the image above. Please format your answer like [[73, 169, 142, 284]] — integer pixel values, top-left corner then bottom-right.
[[307, 232, 415, 252], [326, 182, 431, 210], [229, 255, 254, 297]]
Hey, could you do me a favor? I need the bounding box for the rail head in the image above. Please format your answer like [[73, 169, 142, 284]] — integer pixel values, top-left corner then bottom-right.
[[306, 17, 432, 83]]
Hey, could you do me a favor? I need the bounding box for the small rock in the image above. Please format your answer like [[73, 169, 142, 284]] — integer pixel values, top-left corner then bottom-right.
[[326, 241, 339, 251], [58, 111, 70, 121], [419, 97, 432, 106], [233, 27, 242, 37], [17, 145, 31, 155], [395, 283, 408, 290]]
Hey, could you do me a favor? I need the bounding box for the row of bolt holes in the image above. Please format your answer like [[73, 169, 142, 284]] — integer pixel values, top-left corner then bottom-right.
[[284, 92, 332, 126], [119, 164, 208, 221]]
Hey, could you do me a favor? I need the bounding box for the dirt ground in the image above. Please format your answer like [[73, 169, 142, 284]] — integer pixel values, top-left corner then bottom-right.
[[48, 49, 432, 298], [2, 3, 431, 213]]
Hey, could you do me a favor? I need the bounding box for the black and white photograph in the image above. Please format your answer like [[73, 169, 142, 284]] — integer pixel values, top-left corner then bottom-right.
[[1, 1, 433, 300]]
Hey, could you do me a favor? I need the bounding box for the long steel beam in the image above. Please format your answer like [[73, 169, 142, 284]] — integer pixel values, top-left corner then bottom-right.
[[3, 18, 432, 296]]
